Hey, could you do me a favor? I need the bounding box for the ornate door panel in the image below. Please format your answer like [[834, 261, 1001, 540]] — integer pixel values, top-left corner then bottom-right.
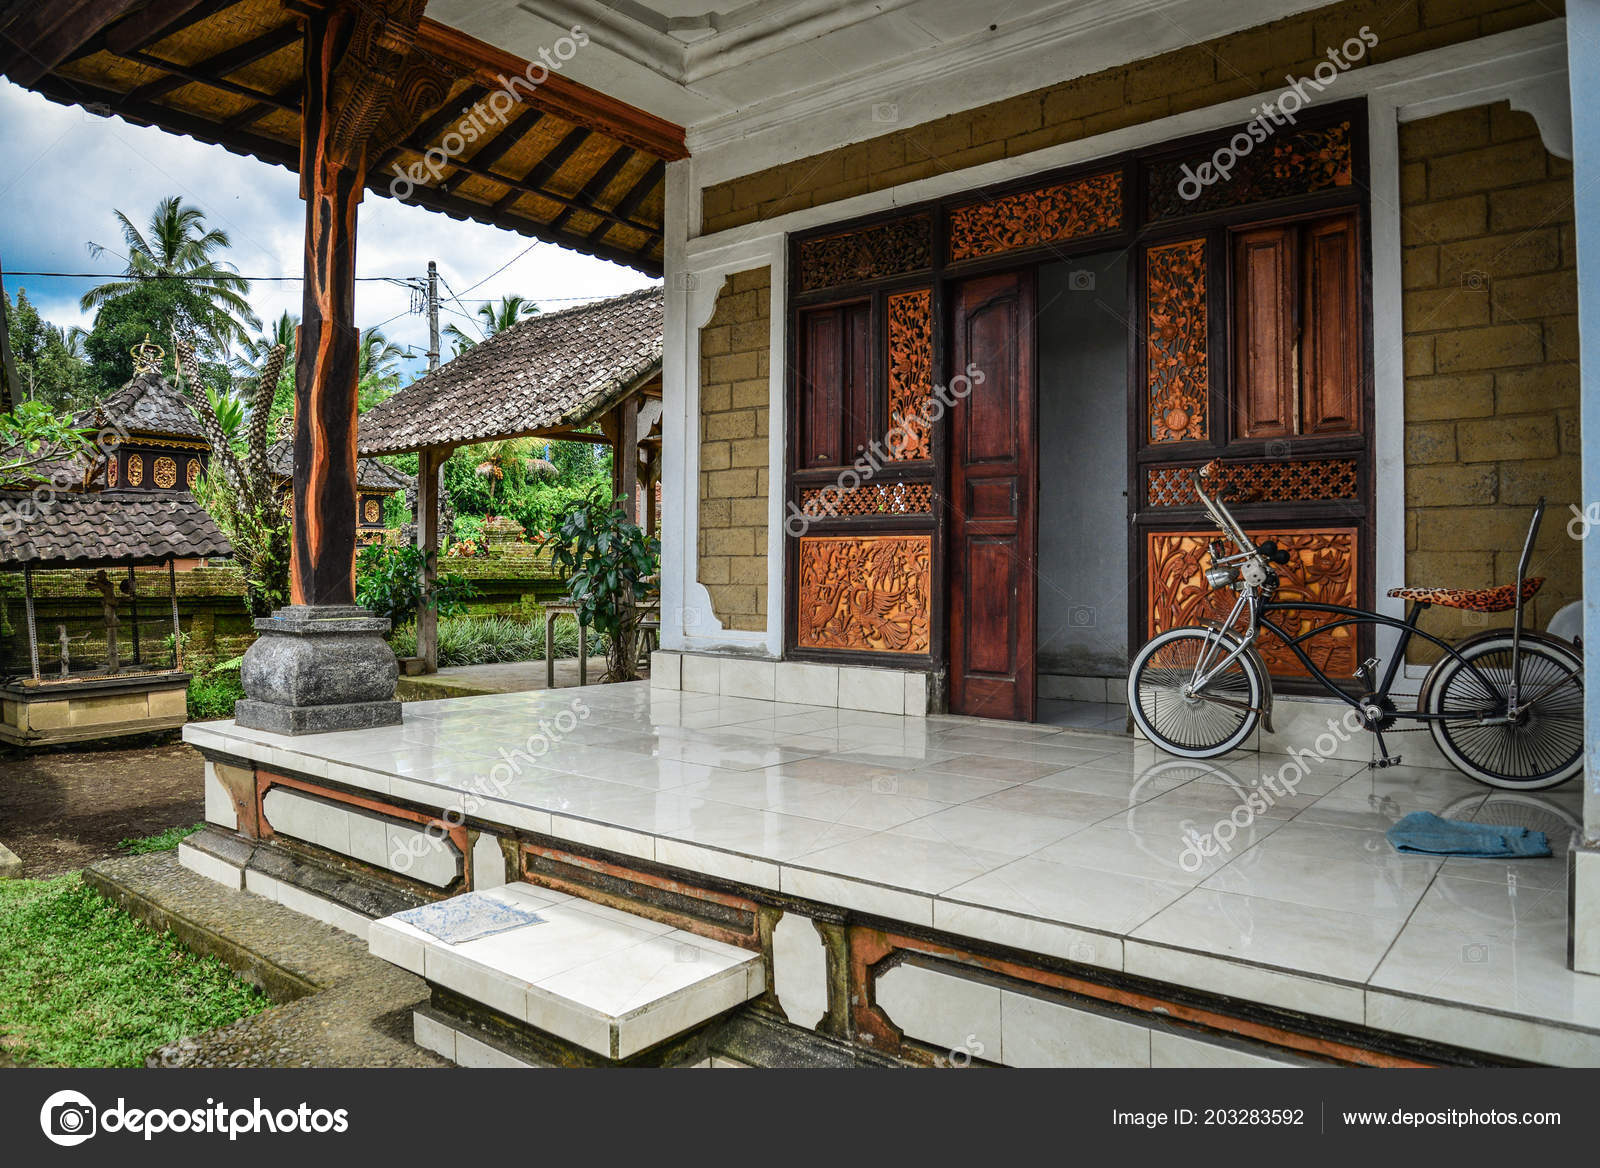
[[1146, 527, 1360, 679], [949, 271, 1035, 721]]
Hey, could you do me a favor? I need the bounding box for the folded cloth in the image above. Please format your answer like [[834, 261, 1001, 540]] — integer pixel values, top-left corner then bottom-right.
[[1386, 810, 1550, 858]]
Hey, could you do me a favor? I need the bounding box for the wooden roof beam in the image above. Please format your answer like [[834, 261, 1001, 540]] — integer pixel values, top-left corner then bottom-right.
[[588, 159, 664, 252], [3, 0, 144, 84], [222, 76, 301, 131], [548, 145, 631, 234], [125, 20, 298, 105]]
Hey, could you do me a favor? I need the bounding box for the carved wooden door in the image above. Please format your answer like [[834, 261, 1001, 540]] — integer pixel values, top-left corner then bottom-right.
[[949, 271, 1036, 721]]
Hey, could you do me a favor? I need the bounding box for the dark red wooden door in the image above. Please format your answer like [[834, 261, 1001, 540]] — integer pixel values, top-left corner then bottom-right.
[[949, 271, 1036, 721]]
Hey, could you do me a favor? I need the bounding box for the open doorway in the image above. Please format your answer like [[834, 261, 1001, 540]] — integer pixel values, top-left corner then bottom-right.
[[1035, 251, 1131, 732]]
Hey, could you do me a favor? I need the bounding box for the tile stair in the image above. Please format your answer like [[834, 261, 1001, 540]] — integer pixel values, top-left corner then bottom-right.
[[369, 883, 765, 1062]]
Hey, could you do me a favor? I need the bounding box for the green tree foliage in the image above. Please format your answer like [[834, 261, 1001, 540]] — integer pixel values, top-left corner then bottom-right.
[[0, 400, 94, 486], [80, 196, 260, 355], [2, 289, 94, 411], [355, 543, 474, 631]]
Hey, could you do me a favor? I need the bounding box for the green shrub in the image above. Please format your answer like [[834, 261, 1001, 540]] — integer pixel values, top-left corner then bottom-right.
[[187, 670, 244, 721], [356, 543, 474, 629], [388, 614, 602, 668]]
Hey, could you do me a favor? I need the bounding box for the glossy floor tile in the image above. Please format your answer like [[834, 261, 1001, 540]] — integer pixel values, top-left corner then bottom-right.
[[195, 680, 1600, 1052]]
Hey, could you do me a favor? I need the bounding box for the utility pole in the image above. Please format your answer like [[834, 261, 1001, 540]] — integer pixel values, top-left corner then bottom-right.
[[426, 260, 440, 372]]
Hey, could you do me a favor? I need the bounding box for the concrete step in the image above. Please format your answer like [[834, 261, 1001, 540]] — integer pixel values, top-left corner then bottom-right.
[[369, 884, 764, 1061]]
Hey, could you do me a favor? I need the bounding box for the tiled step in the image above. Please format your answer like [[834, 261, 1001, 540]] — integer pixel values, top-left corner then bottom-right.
[[369, 884, 764, 1061]]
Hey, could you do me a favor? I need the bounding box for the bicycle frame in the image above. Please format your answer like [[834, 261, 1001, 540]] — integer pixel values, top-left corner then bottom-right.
[[1181, 463, 1559, 734]]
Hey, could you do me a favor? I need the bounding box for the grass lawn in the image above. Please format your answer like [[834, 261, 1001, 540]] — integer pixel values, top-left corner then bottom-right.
[[0, 830, 270, 1067]]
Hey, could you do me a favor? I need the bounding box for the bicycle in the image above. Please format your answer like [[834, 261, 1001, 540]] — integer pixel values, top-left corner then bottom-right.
[[1128, 460, 1584, 789]]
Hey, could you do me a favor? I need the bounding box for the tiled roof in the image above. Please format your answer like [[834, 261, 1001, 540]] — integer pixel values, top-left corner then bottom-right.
[[265, 440, 412, 493], [0, 489, 232, 567], [358, 288, 663, 456], [77, 370, 210, 442]]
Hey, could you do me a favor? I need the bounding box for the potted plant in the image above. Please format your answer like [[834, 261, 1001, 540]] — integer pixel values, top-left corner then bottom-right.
[[550, 487, 659, 682]]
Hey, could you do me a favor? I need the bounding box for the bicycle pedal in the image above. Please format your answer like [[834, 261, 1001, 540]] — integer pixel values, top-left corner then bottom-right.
[[1369, 755, 1402, 770]]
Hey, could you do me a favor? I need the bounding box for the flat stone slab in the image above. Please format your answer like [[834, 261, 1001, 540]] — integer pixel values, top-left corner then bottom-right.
[[0, 840, 21, 879], [370, 884, 764, 1060]]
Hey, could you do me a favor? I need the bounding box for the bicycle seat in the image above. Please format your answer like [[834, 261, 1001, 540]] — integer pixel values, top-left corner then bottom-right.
[[1386, 578, 1543, 612]]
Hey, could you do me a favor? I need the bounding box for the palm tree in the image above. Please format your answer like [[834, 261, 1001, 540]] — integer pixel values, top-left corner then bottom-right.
[[442, 294, 538, 356], [359, 327, 404, 384], [472, 435, 537, 508], [81, 196, 260, 352], [235, 312, 297, 379]]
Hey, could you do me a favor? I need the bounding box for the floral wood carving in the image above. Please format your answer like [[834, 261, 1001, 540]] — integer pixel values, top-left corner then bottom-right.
[[1146, 459, 1359, 507], [186, 458, 201, 488], [886, 289, 933, 460], [1145, 120, 1354, 220], [126, 453, 144, 487], [797, 535, 932, 654], [153, 456, 178, 489], [1145, 238, 1209, 444], [948, 170, 1123, 260], [1147, 527, 1359, 678], [796, 215, 933, 293], [107, 457, 118, 487]]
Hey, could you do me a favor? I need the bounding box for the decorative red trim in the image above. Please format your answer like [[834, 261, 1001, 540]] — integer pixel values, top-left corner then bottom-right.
[[848, 924, 1432, 1068]]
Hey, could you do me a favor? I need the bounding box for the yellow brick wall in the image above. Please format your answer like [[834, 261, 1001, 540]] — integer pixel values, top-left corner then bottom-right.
[[1400, 102, 1579, 656], [698, 267, 772, 632], [701, 0, 1562, 234]]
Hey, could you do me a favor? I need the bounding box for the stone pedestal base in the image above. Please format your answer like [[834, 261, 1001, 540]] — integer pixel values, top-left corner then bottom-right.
[[236, 605, 401, 736]]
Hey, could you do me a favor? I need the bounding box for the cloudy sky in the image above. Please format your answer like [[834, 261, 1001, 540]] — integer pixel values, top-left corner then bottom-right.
[[0, 78, 659, 385]]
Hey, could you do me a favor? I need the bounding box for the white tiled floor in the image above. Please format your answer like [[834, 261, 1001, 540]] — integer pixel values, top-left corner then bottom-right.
[[187, 682, 1600, 1063]]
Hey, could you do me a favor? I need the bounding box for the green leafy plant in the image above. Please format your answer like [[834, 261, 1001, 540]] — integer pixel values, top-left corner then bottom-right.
[[0, 400, 93, 486], [186, 669, 245, 720], [549, 487, 658, 682], [356, 543, 474, 632]]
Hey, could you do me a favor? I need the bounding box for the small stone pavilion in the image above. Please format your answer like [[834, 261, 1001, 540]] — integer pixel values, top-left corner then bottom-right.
[[0, 489, 231, 746]]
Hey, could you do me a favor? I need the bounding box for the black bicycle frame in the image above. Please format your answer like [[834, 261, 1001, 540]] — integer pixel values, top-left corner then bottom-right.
[[1253, 598, 1504, 721]]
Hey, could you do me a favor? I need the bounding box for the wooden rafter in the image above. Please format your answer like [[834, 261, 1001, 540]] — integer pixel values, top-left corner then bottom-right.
[[126, 21, 298, 104], [7, 0, 679, 275]]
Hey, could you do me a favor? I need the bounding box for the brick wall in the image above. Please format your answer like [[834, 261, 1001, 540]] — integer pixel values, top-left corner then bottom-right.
[[701, 0, 1562, 234], [1400, 101, 1579, 657], [698, 268, 772, 632]]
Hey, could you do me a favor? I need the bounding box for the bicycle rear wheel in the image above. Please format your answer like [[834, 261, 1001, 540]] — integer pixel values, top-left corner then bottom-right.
[[1128, 627, 1263, 758], [1421, 633, 1583, 789]]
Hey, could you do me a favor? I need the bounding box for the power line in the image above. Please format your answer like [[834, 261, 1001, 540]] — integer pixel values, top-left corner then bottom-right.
[[4, 270, 419, 282]]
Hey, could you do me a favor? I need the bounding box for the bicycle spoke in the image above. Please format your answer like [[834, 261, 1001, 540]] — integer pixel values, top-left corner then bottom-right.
[[1435, 644, 1583, 784]]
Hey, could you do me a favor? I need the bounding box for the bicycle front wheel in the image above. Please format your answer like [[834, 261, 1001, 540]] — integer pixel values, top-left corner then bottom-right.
[[1128, 627, 1264, 759], [1422, 633, 1584, 789]]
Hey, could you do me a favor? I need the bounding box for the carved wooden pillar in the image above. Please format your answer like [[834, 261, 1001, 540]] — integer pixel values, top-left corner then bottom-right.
[[289, 0, 424, 605], [237, 0, 425, 736], [292, 3, 365, 604]]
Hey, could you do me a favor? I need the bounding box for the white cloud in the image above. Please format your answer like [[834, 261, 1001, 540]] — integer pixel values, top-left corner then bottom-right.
[[0, 79, 658, 384]]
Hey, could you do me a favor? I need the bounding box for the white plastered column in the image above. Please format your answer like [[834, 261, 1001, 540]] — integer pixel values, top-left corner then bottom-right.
[[1565, 0, 1600, 975], [660, 157, 787, 658]]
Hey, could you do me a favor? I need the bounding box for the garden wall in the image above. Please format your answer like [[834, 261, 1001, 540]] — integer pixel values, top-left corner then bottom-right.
[[1, 553, 566, 675]]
